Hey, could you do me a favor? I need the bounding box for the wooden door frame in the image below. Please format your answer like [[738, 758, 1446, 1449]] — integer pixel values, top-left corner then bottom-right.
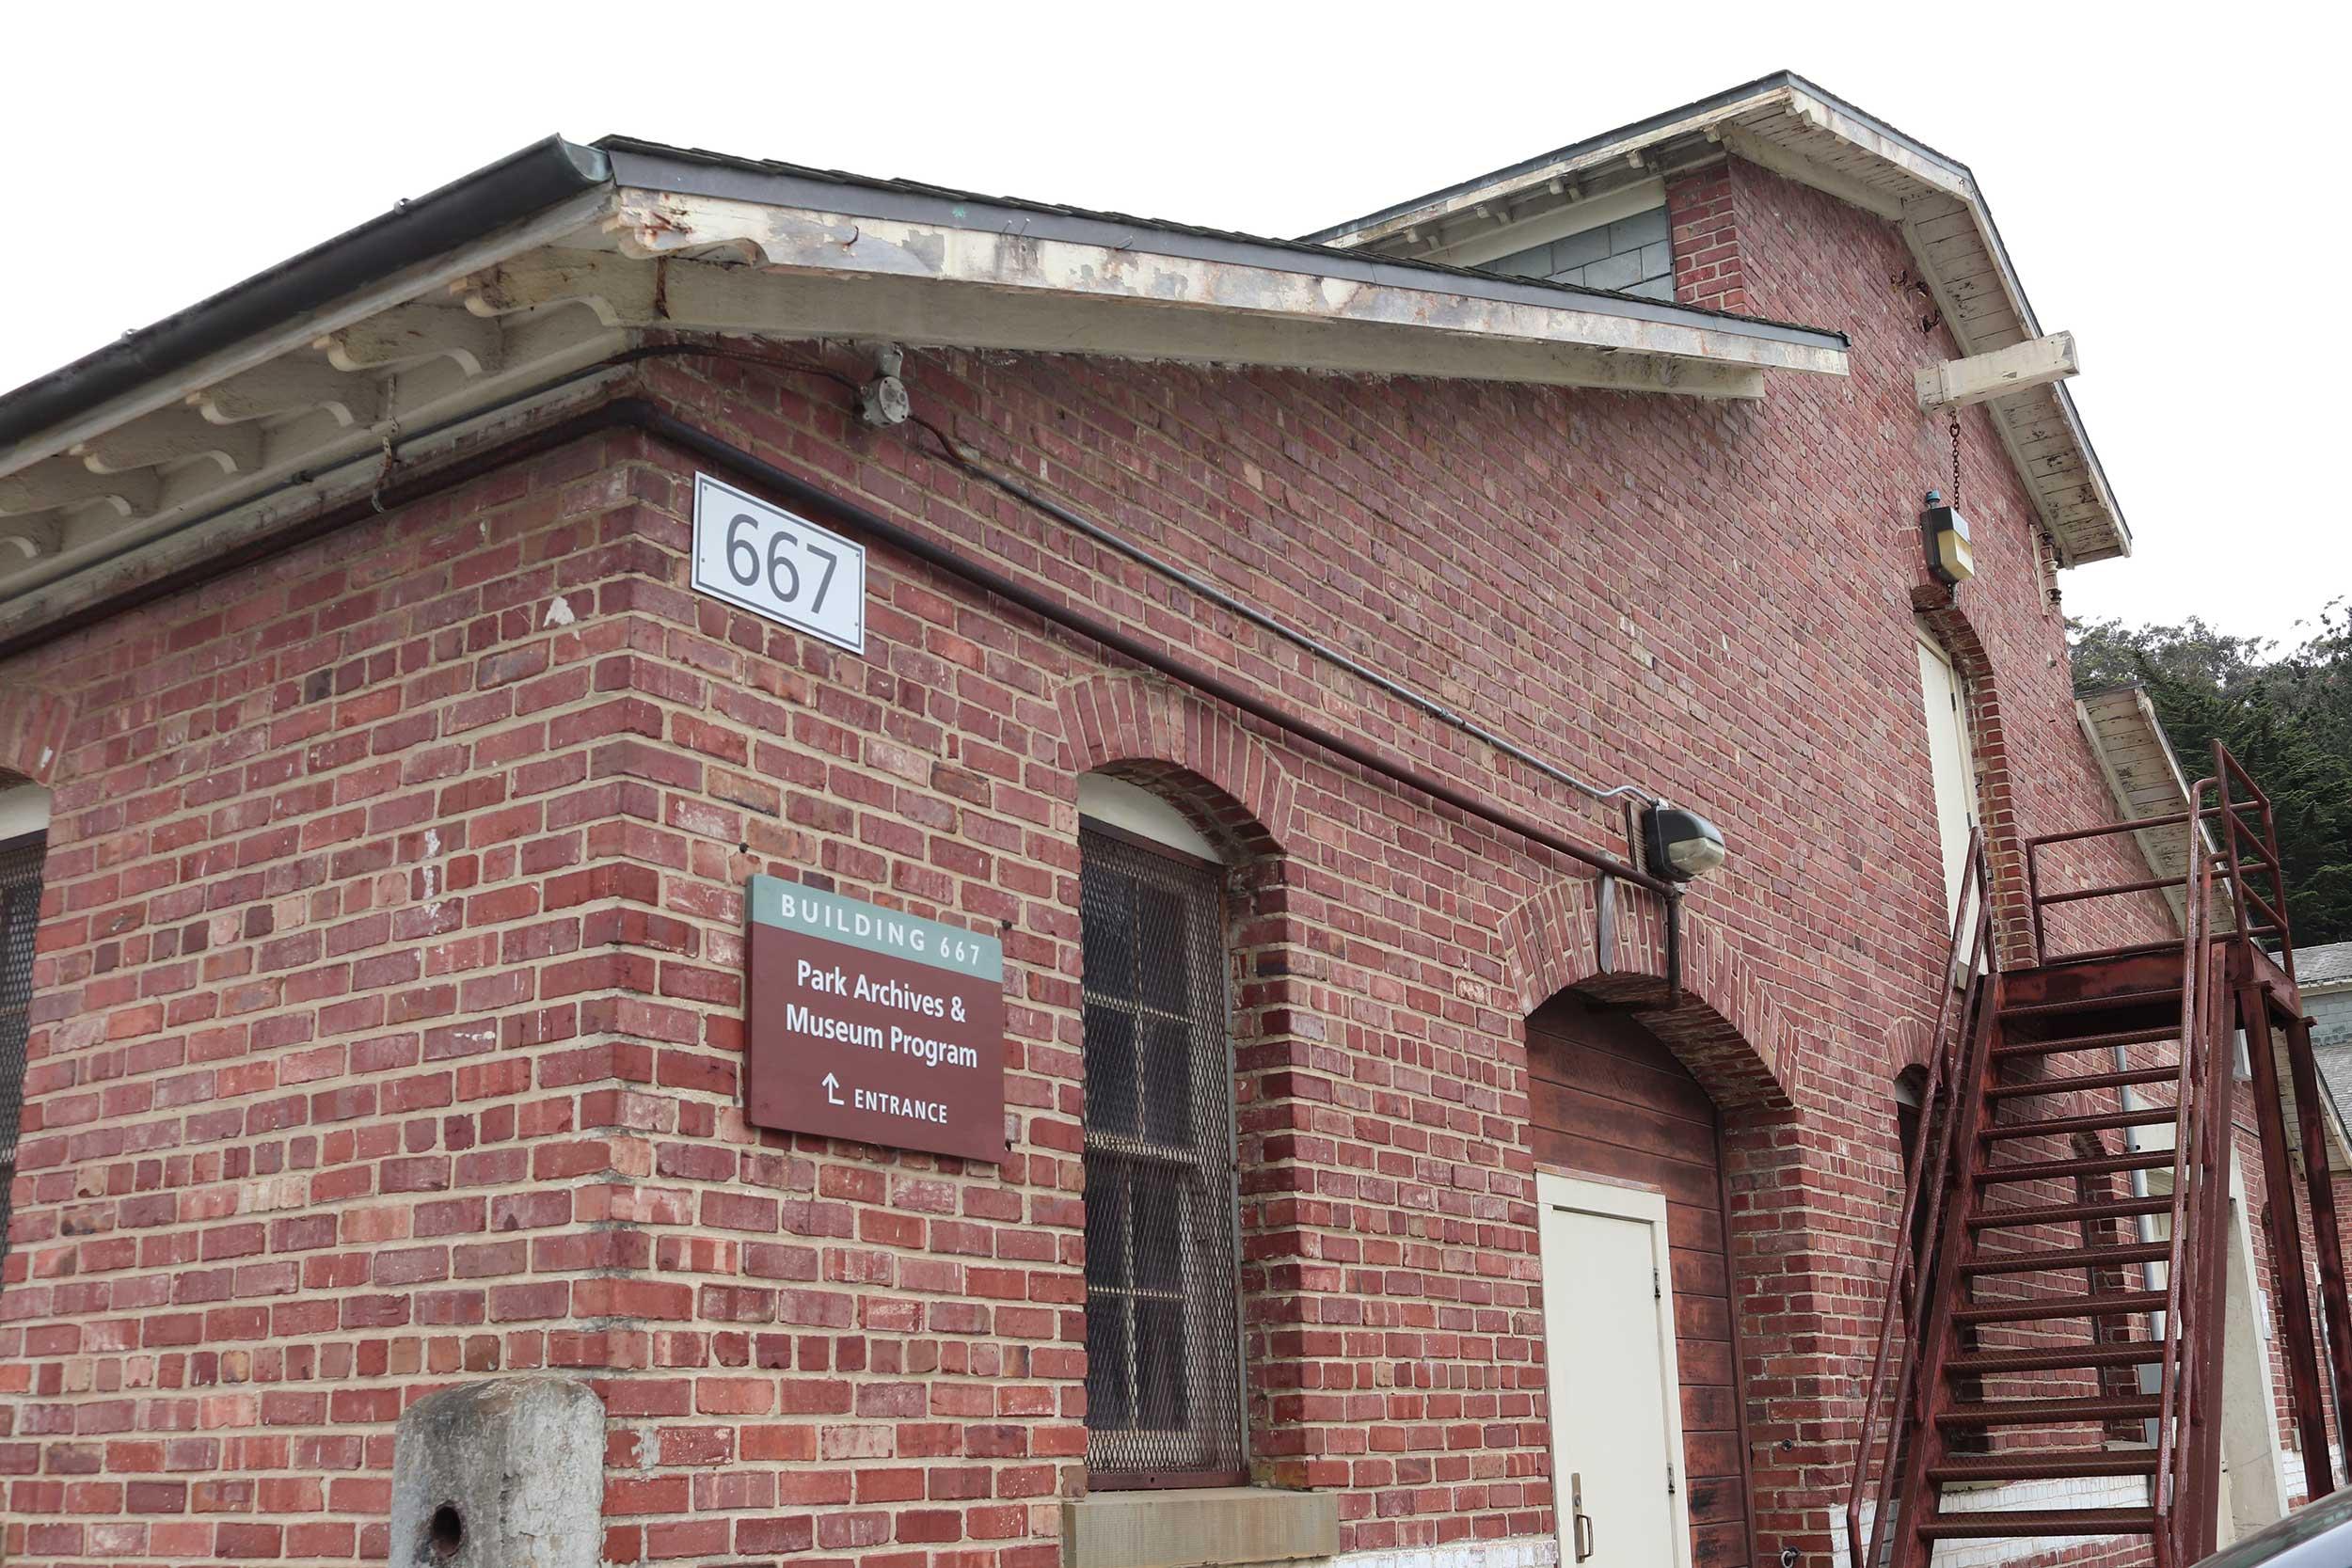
[[1535, 1170, 1698, 1568]]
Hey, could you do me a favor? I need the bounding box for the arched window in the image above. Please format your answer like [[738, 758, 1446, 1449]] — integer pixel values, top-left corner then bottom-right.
[[1076, 774, 1246, 1487], [1914, 627, 1981, 928], [0, 783, 51, 1267]]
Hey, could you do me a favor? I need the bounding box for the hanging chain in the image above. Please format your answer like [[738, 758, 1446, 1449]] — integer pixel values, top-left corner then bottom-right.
[[1947, 413, 1962, 509]]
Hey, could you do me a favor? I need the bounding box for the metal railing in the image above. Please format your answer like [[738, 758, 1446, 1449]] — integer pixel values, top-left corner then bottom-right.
[[2150, 772, 2223, 1568], [2211, 744, 2296, 983], [2022, 745, 2288, 969], [1846, 829, 1996, 1568]]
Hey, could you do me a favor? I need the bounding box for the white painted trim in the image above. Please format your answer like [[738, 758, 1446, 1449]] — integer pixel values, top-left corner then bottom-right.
[[609, 191, 1848, 380], [1428, 180, 1666, 269], [1914, 628, 1983, 938], [1078, 774, 1220, 863], [0, 784, 50, 841], [0, 190, 620, 477], [1534, 1171, 1693, 1568], [1320, 87, 1791, 251], [1538, 1168, 1670, 1226]]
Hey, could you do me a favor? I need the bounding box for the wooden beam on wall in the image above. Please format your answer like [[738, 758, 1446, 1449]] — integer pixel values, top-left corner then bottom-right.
[[1915, 331, 2079, 412]]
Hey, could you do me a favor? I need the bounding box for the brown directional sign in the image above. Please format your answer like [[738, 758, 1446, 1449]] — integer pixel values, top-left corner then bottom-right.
[[744, 877, 1007, 1163]]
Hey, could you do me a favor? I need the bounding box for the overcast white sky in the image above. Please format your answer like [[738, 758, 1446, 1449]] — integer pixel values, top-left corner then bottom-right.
[[3, 4, 2339, 645]]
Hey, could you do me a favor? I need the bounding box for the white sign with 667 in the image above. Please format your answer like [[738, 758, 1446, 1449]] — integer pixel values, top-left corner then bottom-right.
[[691, 473, 866, 653]]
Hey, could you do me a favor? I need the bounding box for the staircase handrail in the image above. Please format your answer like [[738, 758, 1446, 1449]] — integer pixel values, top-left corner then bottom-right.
[[1847, 831, 1995, 1568], [2153, 776, 2217, 1567]]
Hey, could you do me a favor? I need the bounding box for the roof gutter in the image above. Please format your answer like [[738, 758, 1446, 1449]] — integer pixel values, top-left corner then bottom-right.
[[0, 135, 612, 452]]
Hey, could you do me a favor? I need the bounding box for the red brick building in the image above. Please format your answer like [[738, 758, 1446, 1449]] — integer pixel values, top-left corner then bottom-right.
[[0, 74, 2340, 1568]]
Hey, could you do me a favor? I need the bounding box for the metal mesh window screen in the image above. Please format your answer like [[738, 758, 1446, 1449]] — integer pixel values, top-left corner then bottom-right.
[[0, 832, 47, 1268], [1077, 823, 1245, 1485]]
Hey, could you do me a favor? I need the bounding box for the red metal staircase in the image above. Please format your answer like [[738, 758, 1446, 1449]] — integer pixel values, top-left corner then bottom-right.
[[1847, 743, 2352, 1567]]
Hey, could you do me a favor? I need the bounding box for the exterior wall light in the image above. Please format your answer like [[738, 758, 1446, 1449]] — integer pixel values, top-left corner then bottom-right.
[[1920, 488, 1974, 586], [1644, 804, 1726, 881]]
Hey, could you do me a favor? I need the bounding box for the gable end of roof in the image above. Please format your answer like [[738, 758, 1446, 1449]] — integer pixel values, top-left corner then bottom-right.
[[1309, 73, 2130, 568]]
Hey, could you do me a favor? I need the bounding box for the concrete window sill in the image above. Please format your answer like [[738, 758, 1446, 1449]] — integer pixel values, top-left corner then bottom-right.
[[1062, 1486, 1339, 1568]]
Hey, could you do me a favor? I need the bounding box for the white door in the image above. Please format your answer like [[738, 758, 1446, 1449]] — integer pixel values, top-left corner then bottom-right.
[[1915, 634, 1981, 935], [1538, 1174, 1692, 1568]]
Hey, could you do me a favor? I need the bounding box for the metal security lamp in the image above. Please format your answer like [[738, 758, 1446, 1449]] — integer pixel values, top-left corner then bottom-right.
[[1920, 488, 1975, 587], [1643, 803, 1726, 881]]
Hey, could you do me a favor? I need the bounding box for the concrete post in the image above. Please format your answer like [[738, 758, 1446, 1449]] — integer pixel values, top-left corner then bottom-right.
[[389, 1375, 604, 1568]]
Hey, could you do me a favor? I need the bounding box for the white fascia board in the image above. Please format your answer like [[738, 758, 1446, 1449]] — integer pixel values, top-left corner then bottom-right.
[[1429, 179, 1668, 269], [604, 189, 1849, 383], [1782, 87, 1972, 202], [1320, 86, 1793, 252]]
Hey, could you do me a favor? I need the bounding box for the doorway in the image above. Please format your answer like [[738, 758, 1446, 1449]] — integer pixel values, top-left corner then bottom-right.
[[1526, 994, 1749, 1566], [1538, 1173, 1693, 1567]]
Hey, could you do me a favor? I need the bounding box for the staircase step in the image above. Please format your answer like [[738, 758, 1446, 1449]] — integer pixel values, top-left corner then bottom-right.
[[1954, 1289, 2168, 1326], [1916, 1508, 2156, 1539], [1991, 1024, 2181, 1061], [1979, 1105, 2179, 1142], [1986, 1065, 2181, 1100], [1977, 1148, 2174, 1186], [1970, 1195, 2175, 1230], [1948, 1340, 2163, 1375], [1928, 1449, 2160, 1483], [1999, 986, 2182, 1021], [1938, 1394, 2160, 1428], [1961, 1241, 2171, 1277]]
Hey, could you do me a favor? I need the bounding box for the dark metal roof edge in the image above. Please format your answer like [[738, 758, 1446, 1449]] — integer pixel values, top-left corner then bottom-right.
[[1299, 71, 1974, 244], [0, 135, 612, 453], [596, 137, 1848, 353]]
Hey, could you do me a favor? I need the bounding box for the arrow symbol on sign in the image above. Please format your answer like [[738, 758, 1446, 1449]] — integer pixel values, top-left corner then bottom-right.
[[821, 1072, 843, 1106]]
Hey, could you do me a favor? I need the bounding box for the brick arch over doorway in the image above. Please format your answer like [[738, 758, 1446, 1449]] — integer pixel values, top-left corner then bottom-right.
[[1497, 874, 1797, 1114], [1504, 875, 1815, 1568]]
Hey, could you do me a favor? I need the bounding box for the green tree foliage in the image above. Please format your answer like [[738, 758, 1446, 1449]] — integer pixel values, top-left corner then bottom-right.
[[2071, 605, 2352, 948]]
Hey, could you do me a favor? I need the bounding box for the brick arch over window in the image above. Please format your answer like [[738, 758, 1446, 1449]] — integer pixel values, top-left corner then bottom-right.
[[1498, 878, 1796, 1115], [0, 689, 70, 789], [1885, 1016, 1936, 1079], [1911, 592, 2031, 967], [1053, 674, 1299, 857], [1057, 678, 1306, 1487]]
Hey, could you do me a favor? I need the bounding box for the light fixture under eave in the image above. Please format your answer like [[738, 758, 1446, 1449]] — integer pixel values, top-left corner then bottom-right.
[[1921, 489, 1974, 586], [1644, 804, 1726, 881]]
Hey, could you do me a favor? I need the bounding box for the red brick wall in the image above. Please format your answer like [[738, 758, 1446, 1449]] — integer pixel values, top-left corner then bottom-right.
[[1669, 165, 1751, 317], [0, 156, 2186, 1568]]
